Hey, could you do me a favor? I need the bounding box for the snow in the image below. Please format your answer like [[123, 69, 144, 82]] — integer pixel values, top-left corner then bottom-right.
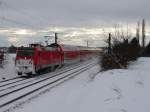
[[0, 47, 148, 112], [0, 54, 17, 81], [13, 57, 150, 112], [1, 56, 150, 112]]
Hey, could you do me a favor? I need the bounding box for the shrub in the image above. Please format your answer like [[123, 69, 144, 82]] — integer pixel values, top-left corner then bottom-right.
[[127, 38, 141, 60], [101, 53, 128, 70], [101, 37, 141, 70]]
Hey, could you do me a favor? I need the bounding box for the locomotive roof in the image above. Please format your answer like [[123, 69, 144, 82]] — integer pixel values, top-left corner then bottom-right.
[[60, 44, 79, 51], [48, 43, 61, 47], [48, 43, 79, 51]]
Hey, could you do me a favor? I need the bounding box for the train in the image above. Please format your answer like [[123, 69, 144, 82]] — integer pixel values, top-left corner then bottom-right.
[[15, 43, 100, 76]]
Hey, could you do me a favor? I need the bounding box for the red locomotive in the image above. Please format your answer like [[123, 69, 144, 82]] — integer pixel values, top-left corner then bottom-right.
[[15, 43, 99, 76]]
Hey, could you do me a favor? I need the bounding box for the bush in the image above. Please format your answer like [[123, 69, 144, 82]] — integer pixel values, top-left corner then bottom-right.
[[127, 38, 141, 60], [101, 37, 141, 70], [101, 53, 127, 70]]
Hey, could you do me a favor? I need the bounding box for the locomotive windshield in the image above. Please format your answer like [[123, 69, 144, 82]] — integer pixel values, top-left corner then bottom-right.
[[17, 47, 34, 57]]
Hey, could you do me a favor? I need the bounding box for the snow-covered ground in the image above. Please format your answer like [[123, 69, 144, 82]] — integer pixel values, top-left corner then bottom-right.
[[0, 54, 17, 81], [12, 57, 150, 112]]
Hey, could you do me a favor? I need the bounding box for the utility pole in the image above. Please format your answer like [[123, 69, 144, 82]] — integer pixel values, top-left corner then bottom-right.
[[55, 33, 58, 44], [142, 19, 145, 47], [108, 33, 111, 54], [136, 21, 140, 44], [44, 32, 58, 45]]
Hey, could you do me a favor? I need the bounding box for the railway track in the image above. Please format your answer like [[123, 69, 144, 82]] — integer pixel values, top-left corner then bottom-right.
[[0, 77, 22, 84], [0, 59, 94, 91], [0, 59, 98, 111], [0, 78, 26, 88], [0, 58, 94, 88]]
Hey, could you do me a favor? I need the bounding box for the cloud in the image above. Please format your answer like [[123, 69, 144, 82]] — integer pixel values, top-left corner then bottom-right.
[[0, 0, 149, 47], [0, 0, 149, 27]]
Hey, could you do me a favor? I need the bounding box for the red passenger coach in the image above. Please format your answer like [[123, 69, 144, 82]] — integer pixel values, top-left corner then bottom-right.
[[60, 44, 80, 64]]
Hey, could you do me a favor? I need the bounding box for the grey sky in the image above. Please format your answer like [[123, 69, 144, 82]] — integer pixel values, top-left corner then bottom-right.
[[0, 0, 149, 47], [0, 0, 149, 27]]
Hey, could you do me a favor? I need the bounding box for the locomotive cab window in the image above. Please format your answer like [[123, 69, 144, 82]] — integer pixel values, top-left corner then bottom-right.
[[17, 47, 34, 57], [17, 50, 34, 57]]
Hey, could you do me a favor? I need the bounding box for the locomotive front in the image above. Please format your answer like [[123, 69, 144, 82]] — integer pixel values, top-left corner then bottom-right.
[[15, 47, 35, 75]]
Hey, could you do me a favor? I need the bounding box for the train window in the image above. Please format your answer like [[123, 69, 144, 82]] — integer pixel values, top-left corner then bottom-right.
[[45, 47, 53, 51], [17, 50, 34, 56]]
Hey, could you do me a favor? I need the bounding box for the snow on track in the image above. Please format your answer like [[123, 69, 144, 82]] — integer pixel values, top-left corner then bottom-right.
[[10, 57, 150, 112], [0, 58, 96, 94], [0, 58, 99, 112]]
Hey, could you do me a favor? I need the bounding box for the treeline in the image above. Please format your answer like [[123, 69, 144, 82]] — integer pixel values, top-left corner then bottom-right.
[[101, 35, 150, 70], [0, 45, 17, 53]]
